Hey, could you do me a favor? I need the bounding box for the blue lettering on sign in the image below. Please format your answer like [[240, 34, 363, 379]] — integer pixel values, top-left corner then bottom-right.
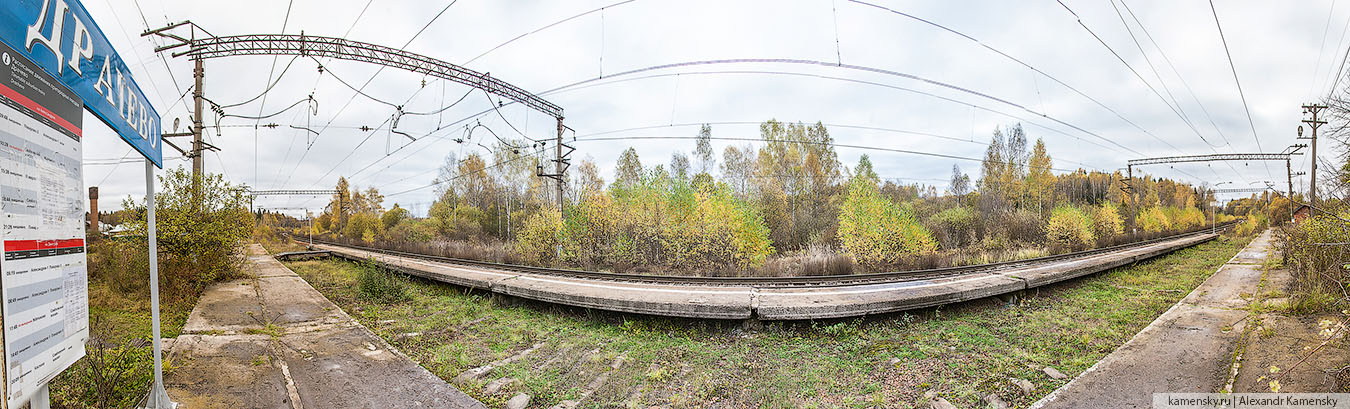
[[1, 0, 163, 167]]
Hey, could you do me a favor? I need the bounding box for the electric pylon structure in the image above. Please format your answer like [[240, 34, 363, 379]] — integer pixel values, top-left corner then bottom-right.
[[143, 21, 573, 212], [1123, 152, 1302, 227], [1126, 153, 1299, 198]]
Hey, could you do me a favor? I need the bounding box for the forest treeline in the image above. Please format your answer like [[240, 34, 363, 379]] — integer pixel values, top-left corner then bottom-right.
[[307, 121, 1240, 274]]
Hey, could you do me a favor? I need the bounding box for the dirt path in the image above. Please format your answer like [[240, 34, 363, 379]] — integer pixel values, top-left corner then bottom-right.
[[163, 244, 485, 409], [1031, 230, 1273, 409], [1228, 247, 1349, 392]]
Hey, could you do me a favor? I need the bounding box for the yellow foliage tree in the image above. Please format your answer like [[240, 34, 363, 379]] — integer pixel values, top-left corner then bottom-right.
[[1046, 205, 1095, 247], [837, 176, 936, 266]]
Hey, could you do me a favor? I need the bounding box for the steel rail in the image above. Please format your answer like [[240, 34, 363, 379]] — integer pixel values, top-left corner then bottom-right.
[[288, 220, 1238, 288]]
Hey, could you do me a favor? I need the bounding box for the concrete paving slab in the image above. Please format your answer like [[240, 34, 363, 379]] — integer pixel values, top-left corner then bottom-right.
[[1013, 235, 1213, 288], [257, 274, 348, 326], [167, 244, 485, 409], [756, 273, 1024, 320], [181, 278, 264, 334], [1033, 230, 1272, 409], [325, 247, 508, 290], [164, 334, 292, 409], [1182, 264, 1262, 310], [278, 325, 473, 408], [493, 274, 754, 319], [1229, 233, 1273, 264]]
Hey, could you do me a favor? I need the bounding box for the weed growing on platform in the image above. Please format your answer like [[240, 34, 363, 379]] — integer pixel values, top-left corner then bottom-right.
[[357, 260, 412, 304]]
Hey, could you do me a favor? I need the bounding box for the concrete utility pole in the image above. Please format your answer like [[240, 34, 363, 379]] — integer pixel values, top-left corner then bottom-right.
[[556, 117, 565, 214], [1300, 103, 1326, 213], [192, 58, 204, 181]]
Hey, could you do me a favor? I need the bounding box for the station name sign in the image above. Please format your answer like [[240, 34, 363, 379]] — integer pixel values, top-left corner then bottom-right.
[[0, 0, 163, 167]]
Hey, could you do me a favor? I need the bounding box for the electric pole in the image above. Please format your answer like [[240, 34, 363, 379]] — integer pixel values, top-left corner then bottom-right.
[[556, 117, 565, 214], [193, 58, 204, 182], [1300, 103, 1326, 214]]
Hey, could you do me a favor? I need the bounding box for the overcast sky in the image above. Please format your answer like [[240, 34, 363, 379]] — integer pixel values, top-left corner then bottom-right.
[[77, 0, 1344, 216]]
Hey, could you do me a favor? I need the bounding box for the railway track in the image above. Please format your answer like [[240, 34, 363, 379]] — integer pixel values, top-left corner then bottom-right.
[[284, 220, 1238, 289]]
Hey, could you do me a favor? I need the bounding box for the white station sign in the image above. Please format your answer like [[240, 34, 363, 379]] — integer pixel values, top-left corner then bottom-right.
[[0, 36, 89, 407]]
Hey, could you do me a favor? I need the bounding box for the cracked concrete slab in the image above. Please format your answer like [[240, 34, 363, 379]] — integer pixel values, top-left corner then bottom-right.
[[181, 279, 265, 334], [278, 325, 472, 408], [164, 334, 292, 409], [1032, 230, 1272, 409], [166, 244, 485, 409]]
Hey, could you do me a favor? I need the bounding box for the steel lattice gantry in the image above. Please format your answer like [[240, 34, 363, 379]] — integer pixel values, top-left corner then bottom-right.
[[147, 29, 564, 119], [1126, 153, 1291, 167], [1123, 152, 1301, 224], [1210, 187, 1275, 194], [144, 22, 573, 212], [1125, 153, 1295, 196], [248, 189, 339, 197]]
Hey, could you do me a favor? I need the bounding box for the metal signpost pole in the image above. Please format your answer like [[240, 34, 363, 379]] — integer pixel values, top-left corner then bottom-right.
[[145, 160, 173, 409], [32, 385, 49, 409]]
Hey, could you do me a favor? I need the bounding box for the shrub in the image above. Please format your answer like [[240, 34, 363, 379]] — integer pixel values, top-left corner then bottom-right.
[[50, 318, 154, 408], [1137, 207, 1172, 233], [1045, 205, 1095, 247], [381, 205, 410, 229], [343, 212, 383, 242], [559, 178, 773, 270], [1276, 211, 1348, 315], [517, 210, 563, 264], [121, 167, 252, 295], [928, 207, 978, 249], [1169, 206, 1206, 229], [428, 202, 485, 240], [837, 177, 936, 267], [1235, 212, 1268, 236], [1093, 202, 1124, 238], [357, 261, 411, 303], [386, 218, 438, 243]]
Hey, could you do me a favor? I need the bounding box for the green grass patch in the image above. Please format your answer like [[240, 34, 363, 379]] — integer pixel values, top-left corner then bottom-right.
[[287, 234, 1250, 408]]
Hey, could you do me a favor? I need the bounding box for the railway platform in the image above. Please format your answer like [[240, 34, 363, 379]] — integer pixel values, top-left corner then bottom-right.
[[307, 229, 1220, 320], [162, 244, 484, 409]]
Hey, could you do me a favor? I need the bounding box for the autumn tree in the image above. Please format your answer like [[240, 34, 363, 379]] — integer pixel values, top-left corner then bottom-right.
[[670, 151, 691, 184], [614, 148, 644, 189], [948, 164, 970, 198], [720, 144, 756, 199], [754, 120, 841, 249], [1026, 138, 1053, 216], [695, 124, 714, 174]]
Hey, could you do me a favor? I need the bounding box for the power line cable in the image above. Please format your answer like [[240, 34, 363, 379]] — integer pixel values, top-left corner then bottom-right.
[[573, 121, 1105, 170], [221, 55, 302, 109], [1308, 0, 1339, 97], [1057, 0, 1215, 150], [1118, 0, 1234, 150], [544, 58, 1146, 154], [1111, 0, 1240, 182], [575, 135, 1084, 172], [547, 69, 1129, 155], [291, 0, 460, 188], [1108, 0, 1206, 146], [1207, 0, 1272, 179], [845, 0, 1175, 155], [462, 0, 639, 66]]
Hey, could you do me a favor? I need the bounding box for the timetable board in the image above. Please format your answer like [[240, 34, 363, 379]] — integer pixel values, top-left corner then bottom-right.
[[0, 37, 89, 408]]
